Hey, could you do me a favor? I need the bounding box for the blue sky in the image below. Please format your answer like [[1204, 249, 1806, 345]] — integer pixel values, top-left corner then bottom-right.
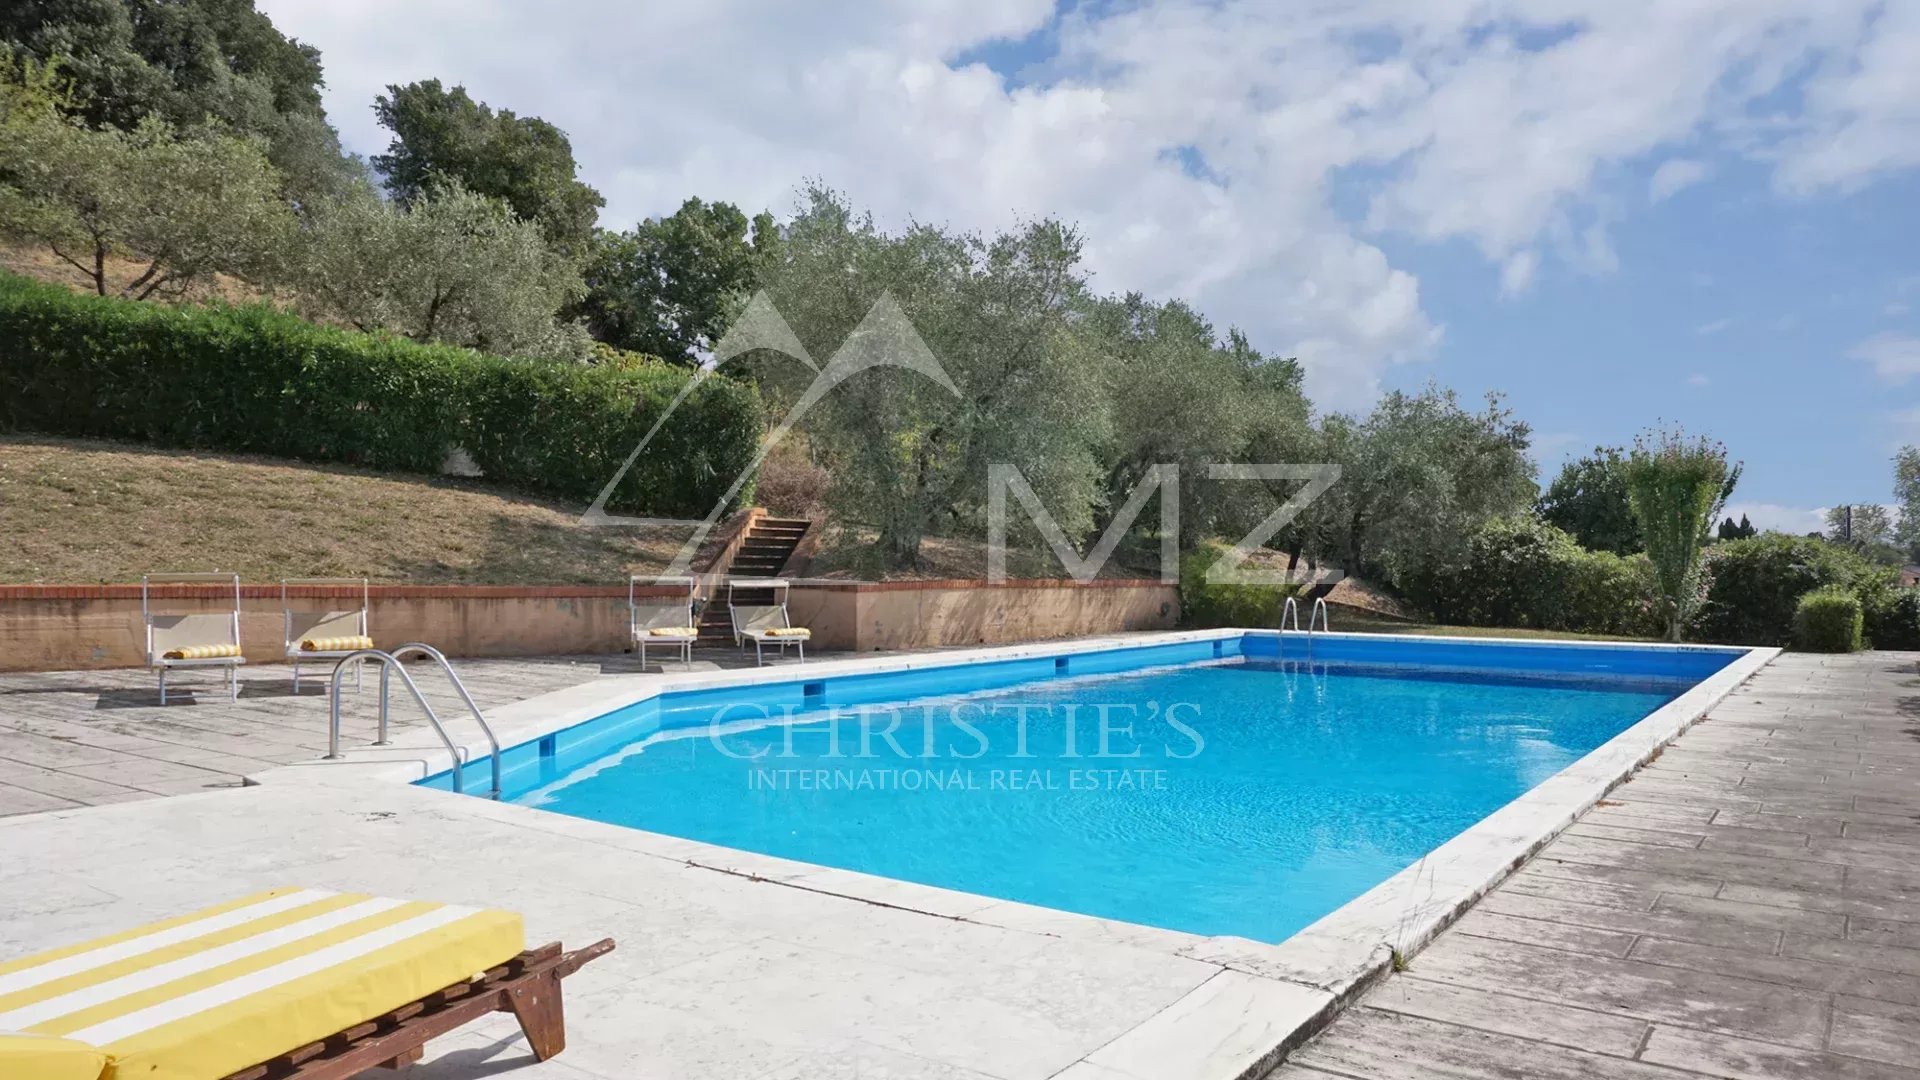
[[266, 0, 1920, 529]]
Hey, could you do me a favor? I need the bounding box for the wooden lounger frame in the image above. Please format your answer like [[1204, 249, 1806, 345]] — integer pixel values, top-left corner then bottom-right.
[[218, 939, 614, 1080]]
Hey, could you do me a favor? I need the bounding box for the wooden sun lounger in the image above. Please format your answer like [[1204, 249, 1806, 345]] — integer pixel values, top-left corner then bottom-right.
[[0, 887, 613, 1080], [219, 940, 614, 1079]]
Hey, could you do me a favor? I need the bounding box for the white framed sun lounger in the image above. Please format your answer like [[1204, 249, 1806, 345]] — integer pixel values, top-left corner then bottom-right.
[[143, 572, 245, 705], [727, 578, 810, 665], [283, 578, 372, 694], [630, 575, 699, 670]]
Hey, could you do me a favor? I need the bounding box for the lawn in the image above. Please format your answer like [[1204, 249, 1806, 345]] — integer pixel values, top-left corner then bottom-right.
[[0, 434, 694, 584]]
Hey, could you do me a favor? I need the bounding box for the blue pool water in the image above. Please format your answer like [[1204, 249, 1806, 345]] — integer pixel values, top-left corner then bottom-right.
[[435, 635, 1735, 942]]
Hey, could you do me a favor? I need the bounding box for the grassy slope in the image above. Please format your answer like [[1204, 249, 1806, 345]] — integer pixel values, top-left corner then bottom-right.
[[0, 435, 695, 584]]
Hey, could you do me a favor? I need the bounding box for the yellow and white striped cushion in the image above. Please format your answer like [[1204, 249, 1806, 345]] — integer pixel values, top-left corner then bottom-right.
[[762, 627, 810, 638], [159, 644, 241, 661], [645, 627, 699, 638], [298, 635, 374, 653], [0, 887, 523, 1080]]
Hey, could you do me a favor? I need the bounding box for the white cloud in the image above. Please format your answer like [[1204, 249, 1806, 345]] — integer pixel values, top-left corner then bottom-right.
[[1649, 158, 1711, 202], [1687, 373, 1711, 386], [1722, 503, 1826, 535], [1851, 333, 1920, 383], [259, 0, 1916, 410], [1695, 317, 1735, 336]]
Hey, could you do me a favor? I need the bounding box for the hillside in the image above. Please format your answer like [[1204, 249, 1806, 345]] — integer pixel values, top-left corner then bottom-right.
[[0, 435, 694, 584]]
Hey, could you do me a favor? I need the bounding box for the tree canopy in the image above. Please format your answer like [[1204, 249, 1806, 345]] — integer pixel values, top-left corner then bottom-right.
[[0, 0, 358, 204], [0, 60, 292, 299], [372, 79, 603, 250], [576, 198, 780, 365], [288, 180, 586, 360], [1539, 446, 1640, 554]]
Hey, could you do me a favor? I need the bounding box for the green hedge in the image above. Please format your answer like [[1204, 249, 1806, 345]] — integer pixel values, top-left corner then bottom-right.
[[1690, 534, 1880, 646], [0, 273, 760, 517], [1407, 516, 1661, 637], [1793, 587, 1863, 652]]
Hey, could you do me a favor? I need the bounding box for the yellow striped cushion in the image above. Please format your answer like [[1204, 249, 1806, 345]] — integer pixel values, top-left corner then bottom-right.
[[0, 1033, 107, 1080], [763, 627, 810, 638], [646, 627, 698, 637], [0, 887, 523, 1080], [298, 635, 374, 653], [159, 644, 241, 661]]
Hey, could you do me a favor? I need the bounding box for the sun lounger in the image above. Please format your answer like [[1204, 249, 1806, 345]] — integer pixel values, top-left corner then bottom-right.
[[0, 886, 613, 1080], [630, 575, 700, 670], [728, 578, 810, 665], [144, 573, 246, 705], [282, 578, 374, 694]]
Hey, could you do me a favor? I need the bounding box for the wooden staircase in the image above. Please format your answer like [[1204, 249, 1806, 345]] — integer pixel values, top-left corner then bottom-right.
[[696, 516, 811, 645]]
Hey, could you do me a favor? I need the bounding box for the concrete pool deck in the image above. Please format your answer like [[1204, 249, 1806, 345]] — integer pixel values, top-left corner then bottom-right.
[[2, 639, 1908, 1078]]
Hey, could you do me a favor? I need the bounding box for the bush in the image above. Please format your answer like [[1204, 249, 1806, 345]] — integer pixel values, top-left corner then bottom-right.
[[1406, 516, 1660, 636], [1690, 534, 1873, 646], [1859, 578, 1920, 650], [0, 273, 761, 517], [1178, 547, 1298, 629], [1793, 587, 1864, 652]]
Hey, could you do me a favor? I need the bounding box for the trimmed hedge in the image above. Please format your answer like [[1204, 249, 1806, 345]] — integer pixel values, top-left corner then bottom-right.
[[0, 273, 760, 517], [1690, 534, 1880, 646], [1793, 587, 1863, 653], [1407, 516, 1661, 637]]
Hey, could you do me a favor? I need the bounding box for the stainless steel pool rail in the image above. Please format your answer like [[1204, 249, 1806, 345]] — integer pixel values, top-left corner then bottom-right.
[[325, 646, 503, 799], [1277, 595, 1332, 659]]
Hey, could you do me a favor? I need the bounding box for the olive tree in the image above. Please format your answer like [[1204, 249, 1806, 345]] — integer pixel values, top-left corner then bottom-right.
[[1625, 428, 1740, 641], [756, 186, 1107, 569], [289, 180, 587, 359], [0, 88, 292, 298]]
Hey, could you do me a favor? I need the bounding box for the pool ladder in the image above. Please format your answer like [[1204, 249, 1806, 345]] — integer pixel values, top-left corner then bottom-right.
[[1278, 596, 1331, 659], [324, 643, 503, 800]]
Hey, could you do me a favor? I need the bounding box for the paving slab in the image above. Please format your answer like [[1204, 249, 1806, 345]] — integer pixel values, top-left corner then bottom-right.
[[1270, 651, 1920, 1080]]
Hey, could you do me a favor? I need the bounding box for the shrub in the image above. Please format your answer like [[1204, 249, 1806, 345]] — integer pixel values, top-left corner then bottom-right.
[[0, 272, 761, 517], [1858, 577, 1920, 650], [1178, 547, 1297, 629], [754, 439, 831, 518], [1793, 587, 1863, 652], [1407, 516, 1661, 636], [1690, 534, 1873, 646]]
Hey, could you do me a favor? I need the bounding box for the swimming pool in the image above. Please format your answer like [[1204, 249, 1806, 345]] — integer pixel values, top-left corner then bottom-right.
[[420, 633, 1745, 943]]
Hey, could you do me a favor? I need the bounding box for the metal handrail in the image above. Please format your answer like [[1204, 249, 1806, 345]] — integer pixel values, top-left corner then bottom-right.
[[389, 642, 502, 800], [326, 650, 471, 795], [1307, 597, 1331, 658], [1278, 596, 1300, 659]]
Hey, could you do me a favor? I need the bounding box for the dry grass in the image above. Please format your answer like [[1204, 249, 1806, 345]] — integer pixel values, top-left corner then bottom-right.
[[1, 241, 272, 306], [0, 435, 695, 584]]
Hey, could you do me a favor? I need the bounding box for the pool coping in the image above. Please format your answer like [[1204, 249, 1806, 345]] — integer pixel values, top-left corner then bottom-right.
[[248, 630, 1778, 1080]]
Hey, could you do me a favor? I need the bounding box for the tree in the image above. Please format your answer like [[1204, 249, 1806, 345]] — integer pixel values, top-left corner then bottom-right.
[[576, 198, 780, 364], [289, 180, 586, 359], [1716, 514, 1757, 540], [1624, 428, 1739, 641], [372, 79, 602, 250], [1825, 504, 1894, 548], [1082, 294, 1310, 550], [0, 0, 358, 205], [757, 185, 1107, 569], [1539, 447, 1640, 554], [1313, 387, 1537, 590], [1893, 447, 1920, 560], [0, 71, 293, 299]]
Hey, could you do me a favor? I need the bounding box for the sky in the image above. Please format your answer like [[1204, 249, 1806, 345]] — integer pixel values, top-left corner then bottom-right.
[[258, 0, 1920, 532]]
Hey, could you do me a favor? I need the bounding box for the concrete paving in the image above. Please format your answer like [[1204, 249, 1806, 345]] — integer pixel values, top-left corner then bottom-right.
[[1272, 650, 1920, 1080], [0, 651, 844, 815]]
